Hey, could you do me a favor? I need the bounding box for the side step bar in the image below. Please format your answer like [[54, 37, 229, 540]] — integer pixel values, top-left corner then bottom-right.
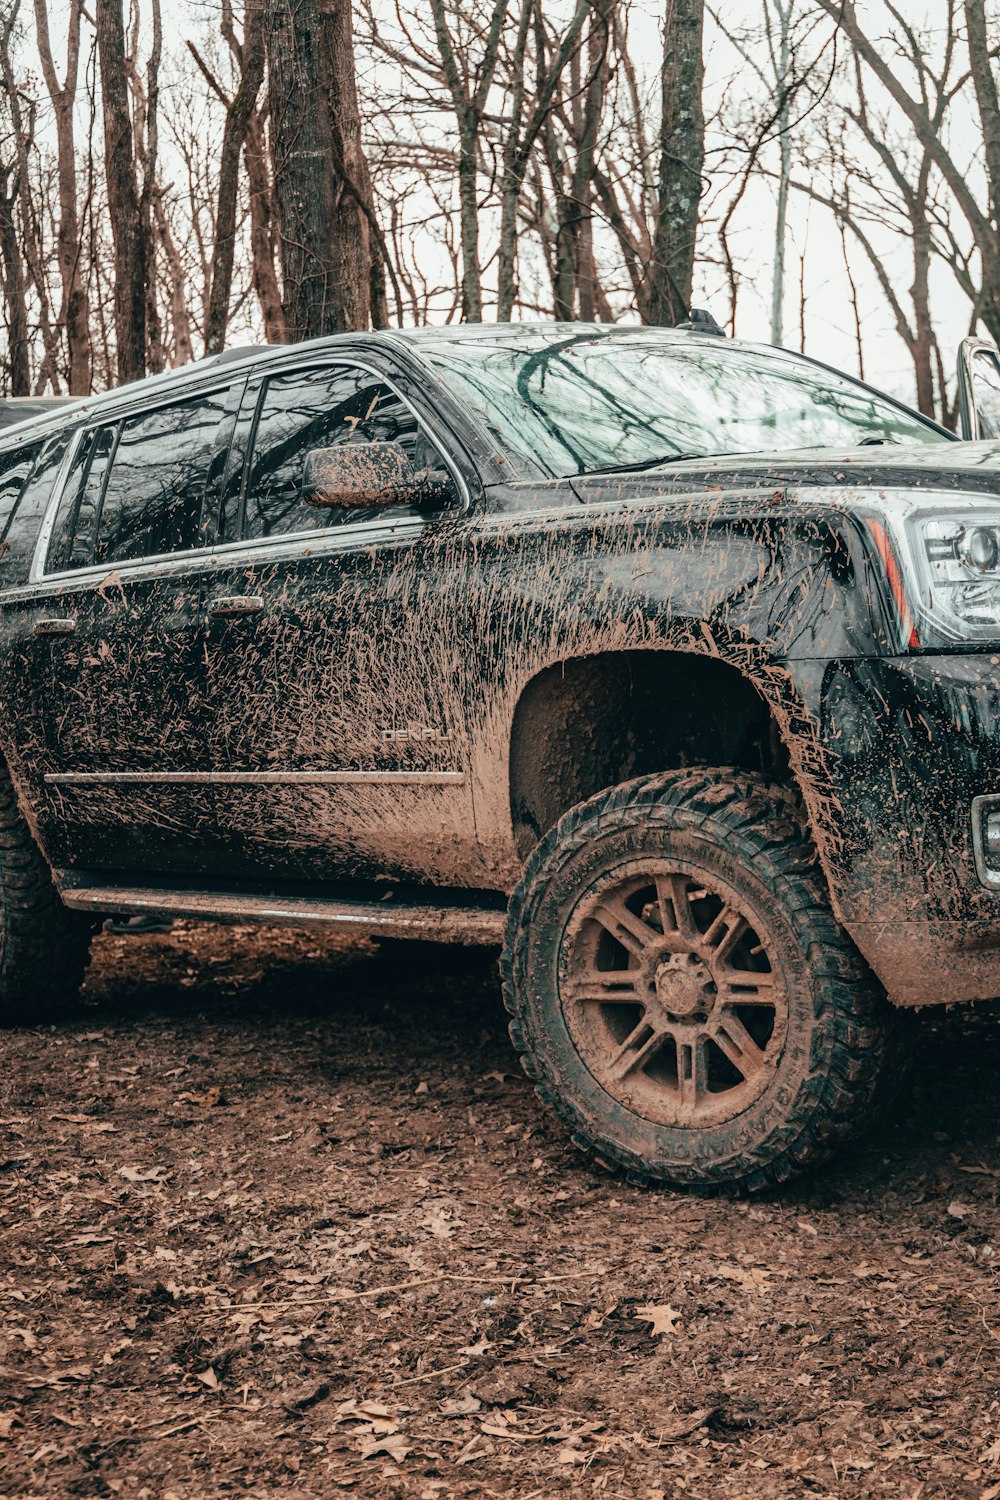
[[63, 887, 507, 946]]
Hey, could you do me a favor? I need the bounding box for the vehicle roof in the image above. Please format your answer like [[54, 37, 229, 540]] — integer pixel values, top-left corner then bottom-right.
[[0, 320, 952, 459]]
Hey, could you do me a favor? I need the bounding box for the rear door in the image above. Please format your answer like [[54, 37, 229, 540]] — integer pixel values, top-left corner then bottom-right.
[[0, 381, 241, 879], [195, 357, 479, 887]]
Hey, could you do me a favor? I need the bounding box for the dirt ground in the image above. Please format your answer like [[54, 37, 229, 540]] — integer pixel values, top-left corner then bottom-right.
[[1, 923, 1000, 1500]]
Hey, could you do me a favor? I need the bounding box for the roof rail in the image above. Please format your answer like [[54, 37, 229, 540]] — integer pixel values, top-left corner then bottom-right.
[[677, 308, 726, 336], [205, 344, 274, 366]]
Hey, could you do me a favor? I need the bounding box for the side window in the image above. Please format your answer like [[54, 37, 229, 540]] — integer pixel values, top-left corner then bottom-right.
[[242, 365, 447, 540], [96, 389, 231, 565], [46, 387, 232, 572], [10, 432, 72, 585], [0, 441, 41, 549], [48, 425, 116, 573]]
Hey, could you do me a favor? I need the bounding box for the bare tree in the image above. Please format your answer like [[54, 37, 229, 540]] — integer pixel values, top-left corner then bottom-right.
[[429, 0, 510, 321], [201, 1, 264, 353], [32, 0, 90, 392], [538, 0, 615, 320], [0, 2, 30, 394], [95, 0, 146, 381], [266, 0, 378, 338], [816, 0, 1000, 344], [495, 0, 591, 320], [648, 0, 704, 324]]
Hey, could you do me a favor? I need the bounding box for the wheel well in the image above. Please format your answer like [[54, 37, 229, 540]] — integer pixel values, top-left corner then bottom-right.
[[509, 651, 789, 857]]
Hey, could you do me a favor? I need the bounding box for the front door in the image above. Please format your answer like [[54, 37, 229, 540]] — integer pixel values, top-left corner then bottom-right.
[[195, 359, 479, 888], [0, 382, 239, 879]]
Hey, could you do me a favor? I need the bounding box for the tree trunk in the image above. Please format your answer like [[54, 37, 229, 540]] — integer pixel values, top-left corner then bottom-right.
[[266, 0, 372, 339], [0, 173, 30, 395], [910, 209, 936, 418], [647, 0, 704, 325], [32, 0, 91, 394], [569, 1, 613, 321], [205, 0, 265, 353], [138, 0, 164, 373], [244, 111, 287, 343], [325, 0, 380, 327], [496, 0, 532, 321], [769, 4, 792, 346], [95, 0, 146, 383]]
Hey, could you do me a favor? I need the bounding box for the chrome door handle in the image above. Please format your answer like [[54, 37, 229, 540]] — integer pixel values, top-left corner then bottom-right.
[[33, 617, 77, 637], [207, 595, 264, 618]]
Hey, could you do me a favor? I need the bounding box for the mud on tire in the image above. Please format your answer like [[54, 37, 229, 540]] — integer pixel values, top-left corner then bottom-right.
[[0, 769, 92, 1025], [501, 769, 897, 1192]]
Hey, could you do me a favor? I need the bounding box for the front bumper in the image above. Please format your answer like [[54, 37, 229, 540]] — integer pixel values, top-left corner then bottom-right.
[[798, 652, 1000, 1005]]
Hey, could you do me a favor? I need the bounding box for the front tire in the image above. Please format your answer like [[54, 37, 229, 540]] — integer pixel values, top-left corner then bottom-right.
[[501, 769, 896, 1192], [0, 771, 92, 1025]]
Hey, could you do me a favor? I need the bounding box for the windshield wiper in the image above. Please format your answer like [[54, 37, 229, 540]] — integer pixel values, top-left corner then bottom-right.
[[582, 451, 723, 476]]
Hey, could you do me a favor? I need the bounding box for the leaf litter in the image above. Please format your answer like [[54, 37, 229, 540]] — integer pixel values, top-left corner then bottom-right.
[[0, 922, 998, 1495]]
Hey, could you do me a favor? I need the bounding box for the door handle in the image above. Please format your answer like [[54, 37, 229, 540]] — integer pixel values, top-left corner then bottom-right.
[[33, 617, 77, 637], [207, 595, 264, 618]]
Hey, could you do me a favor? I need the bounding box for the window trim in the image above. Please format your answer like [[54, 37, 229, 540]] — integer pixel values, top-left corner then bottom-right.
[[226, 357, 469, 546], [30, 361, 467, 587], [34, 379, 241, 582]]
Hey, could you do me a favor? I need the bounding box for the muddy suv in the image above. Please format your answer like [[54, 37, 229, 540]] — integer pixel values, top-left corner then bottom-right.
[[3, 322, 1000, 1192]]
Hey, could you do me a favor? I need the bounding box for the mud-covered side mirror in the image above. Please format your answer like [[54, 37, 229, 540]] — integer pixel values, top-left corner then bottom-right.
[[957, 336, 1000, 441], [302, 441, 456, 511]]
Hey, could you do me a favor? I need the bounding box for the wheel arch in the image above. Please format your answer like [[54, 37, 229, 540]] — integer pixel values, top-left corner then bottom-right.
[[506, 647, 840, 886]]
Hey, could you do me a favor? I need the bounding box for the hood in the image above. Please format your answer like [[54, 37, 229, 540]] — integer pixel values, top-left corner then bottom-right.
[[568, 438, 1000, 507]]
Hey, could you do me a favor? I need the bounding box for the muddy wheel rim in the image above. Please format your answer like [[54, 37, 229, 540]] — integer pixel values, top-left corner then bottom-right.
[[559, 860, 789, 1129]]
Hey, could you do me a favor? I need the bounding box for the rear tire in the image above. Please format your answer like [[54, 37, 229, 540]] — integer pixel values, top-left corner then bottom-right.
[[501, 769, 897, 1192], [0, 771, 92, 1024]]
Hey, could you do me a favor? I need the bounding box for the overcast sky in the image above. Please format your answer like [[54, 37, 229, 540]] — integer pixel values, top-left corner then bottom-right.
[[30, 0, 983, 408]]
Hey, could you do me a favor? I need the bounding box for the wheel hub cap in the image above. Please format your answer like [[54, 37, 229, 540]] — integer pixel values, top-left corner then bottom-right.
[[560, 862, 788, 1129]]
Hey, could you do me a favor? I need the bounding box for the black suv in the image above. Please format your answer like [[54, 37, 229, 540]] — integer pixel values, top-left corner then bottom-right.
[[2, 322, 1000, 1191]]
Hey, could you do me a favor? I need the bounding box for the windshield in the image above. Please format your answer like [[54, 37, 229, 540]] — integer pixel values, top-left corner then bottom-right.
[[419, 329, 948, 479]]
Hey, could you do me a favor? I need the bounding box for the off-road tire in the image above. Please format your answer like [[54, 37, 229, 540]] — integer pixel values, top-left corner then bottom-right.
[[501, 768, 897, 1192], [0, 771, 92, 1024]]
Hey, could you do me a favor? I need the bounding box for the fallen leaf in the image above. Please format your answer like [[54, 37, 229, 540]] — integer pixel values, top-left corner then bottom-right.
[[0, 1414, 21, 1439], [715, 1265, 771, 1291], [557, 1444, 586, 1465], [981, 1435, 1000, 1465], [440, 1394, 481, 1417], [359, 1432, 411, 1462], [659, 1407, 718, 1442], [177, 1086, 225, 1108], [948, 1200, 973, 1220], [635, 1303, 681, 1336], [195, 1367, 220, 1390]]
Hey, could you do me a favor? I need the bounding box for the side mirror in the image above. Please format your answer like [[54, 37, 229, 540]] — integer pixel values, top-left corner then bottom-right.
[[301, 441, 456, 511], [957, 337, 1000, 441]]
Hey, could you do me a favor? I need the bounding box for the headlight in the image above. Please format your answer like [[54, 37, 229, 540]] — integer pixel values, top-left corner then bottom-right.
[[873, 497, 1000, 646]]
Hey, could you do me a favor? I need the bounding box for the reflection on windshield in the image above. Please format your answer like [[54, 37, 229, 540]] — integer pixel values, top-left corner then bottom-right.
[[421, 331, 946, 479]]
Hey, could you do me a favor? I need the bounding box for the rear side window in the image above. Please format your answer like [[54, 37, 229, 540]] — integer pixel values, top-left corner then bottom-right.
[[241, 365, 442, 539], [0, 442, 40, 549], [46, 387, 232, 572], [48, 425, 115, 572]]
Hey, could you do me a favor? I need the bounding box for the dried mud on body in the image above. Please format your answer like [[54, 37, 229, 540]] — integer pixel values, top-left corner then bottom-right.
[[1, 925, 999, 1499]]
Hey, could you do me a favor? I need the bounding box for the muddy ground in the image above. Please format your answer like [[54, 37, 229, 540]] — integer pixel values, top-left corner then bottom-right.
[[1, 923, 999, 1499]]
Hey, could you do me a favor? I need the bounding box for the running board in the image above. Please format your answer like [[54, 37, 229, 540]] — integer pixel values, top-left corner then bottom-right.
[[63, 886, 507, 945]]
